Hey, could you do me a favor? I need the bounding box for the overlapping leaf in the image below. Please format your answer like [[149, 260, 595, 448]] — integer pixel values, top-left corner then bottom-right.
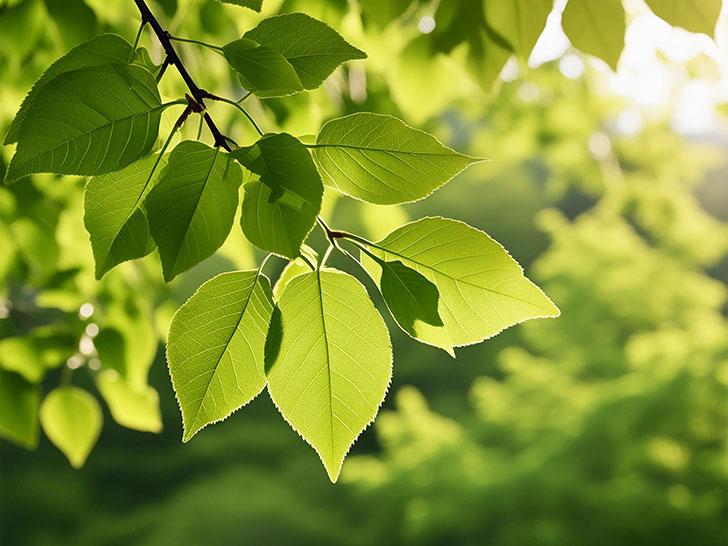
[[146, 141, 242, 281], [167, 270, 274, 441], [223, 38, 303, 97], [232, 133, 323, 259], [483, 0, 552, 58], [243, 13, 366, 90], [267, 268, 392, 482], [84, 153, 167, 279], [96, 371, 163, 433], [39, 387, 102, 468], [562, 0, 625, 71], [310, 113, 484, 205], [359, 217, 560, 349], [6, 63, 165, 183]]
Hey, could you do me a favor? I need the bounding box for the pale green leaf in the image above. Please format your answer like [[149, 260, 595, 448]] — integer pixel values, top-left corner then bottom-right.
[[273, 251, 317, 301], [243, 13, 366, 90], [267, 268, 392, 482], [96, 370, 163, 433], [6, 63, 165, 183], [359, 217, 560, 348], [223, 38, 303, 97], [39, 386, 103, 468], [167, 270, 274, 441], [93, 328, 127, 376], [5, 33, 132, 146], [216, 0, 263, 11], [645, 0, 721, 37], [561, 0, 625, 71], [310, 113, 485, 205], [0, 329, 76, 383], [0, 370, 40, 449], [146, 141, 243, 282], [232, 133, 323, 259], [483, 0, 553, 57], [84, 153, 167, 279]]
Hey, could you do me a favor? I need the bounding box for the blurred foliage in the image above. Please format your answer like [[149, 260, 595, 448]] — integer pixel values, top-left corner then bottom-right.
[[1, 0, 726, 544]]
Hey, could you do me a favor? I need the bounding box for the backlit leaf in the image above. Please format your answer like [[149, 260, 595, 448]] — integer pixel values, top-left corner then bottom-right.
[[243, 13, 366, 90], [359, 217, 560, 348], [232, 133, 323, 259], [167, 270, 274, 441], [39, 386, 103, 468], [310, 113, 485, 205], [216, 0, 263, 11], [562, 0, 625, 71], [223, 38, 303, 97], [645, 0, 721, 37], [96, 370, 163, 433], [6, 64, 165, 183], [483, 0, 552, 58], [146, 141, 243, 281], [0, 370, 40, 449], [267, 268, 392, 482]]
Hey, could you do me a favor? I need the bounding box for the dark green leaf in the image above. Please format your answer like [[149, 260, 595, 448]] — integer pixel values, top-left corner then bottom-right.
[[146, 141, 243, 281], [231, 133, 323, 259], [223, 38, 303, 97], [0, 370, 40, 450]]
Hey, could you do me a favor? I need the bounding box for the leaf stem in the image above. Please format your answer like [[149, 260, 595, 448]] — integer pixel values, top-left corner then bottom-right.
[[168, 34, 224, 53], [237, 91, 252, 104], [320, 244, 334, 269], [299, 253, 316, 271], [129, 20, 147, 62], [205, 94, 264, 136]]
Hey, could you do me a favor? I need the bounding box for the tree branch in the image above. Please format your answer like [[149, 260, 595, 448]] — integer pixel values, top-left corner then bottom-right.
[[132, 0, 231, 151]]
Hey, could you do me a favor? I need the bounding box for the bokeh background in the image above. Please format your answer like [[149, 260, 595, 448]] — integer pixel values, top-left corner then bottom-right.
[[1, 0, 727, 544]]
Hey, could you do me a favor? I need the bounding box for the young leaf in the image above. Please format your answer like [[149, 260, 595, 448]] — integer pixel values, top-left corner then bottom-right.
[[310, 113, 485, 205], [216, 0, 263, 11], [267, 268, 392, 482], [243, 13, 366, 90], [561, 0, 625, 71], [644, 0, 721, 38], [223, 38, 303, 97], [231, 133, 323, 259], [483, 0, 552, 58], [83, 153, 167, 279], [96, 370, 162, 433], [0, 370, 40, 450], [39, 387, 103, 468], [361, 254, 453, 356], [167, 270, 274, 441], [146, 141, 243, 281], [6, 64, 165, 183], [5, 33, 132, 146], [358, 217, 560, 349]]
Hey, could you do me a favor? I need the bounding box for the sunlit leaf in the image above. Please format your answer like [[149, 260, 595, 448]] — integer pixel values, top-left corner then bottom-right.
[[0, 370, 40, 449], [272, 249, 317, 301], [223, 38, 303, 97], [84, 153, 167, 279], [310, 113, 485, 205], [168, 270, 274, 441], [146, 141, 243, 281], [243, 13, 366, 90], [359, 217, 560, 348], [645, 0, 721, 38], [0, 329, 76, 383], [6, 64, 165, 183], [216, 0, 262, 11], [232, 133, 323, 259], [483, 0, 552, 58], [562, 0, 625, 71], [39, 387, 103, 468], [96, 370, 163, 433], [267, 268, 392, 482]]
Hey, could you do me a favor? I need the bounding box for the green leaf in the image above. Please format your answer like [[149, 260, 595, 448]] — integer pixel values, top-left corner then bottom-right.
[[645, 0, 721, 37], [0, 329, 76, 383], [267, 268, 392, 482], [232, 133, 323, 259], [93, 328, 127, 376], [39, 386, 103, 468], [310, 113, 485, 205], [5, 33, 132, 145], [6, 64, 164, 183], [223, 38, 303, 97], [361, 253, 453, 356], [167, 270, 274, 441], [273, 248, 317, 301], [483, 0, 552, 58], [561, 0, 625, 71], [146, 141, 243, 282], [84, 153, 167, 279], [0, 370, 40, 449], [359, 217, 560, 348], [216, 0, 263, 11], [96, 370, 163, 433], [132, 46, 161, 74], [243, 13, 366, 90]]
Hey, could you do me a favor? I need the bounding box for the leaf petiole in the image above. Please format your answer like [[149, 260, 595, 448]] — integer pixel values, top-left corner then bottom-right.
[[129, 20, 147, 63], [168, 35, 224, 53]]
